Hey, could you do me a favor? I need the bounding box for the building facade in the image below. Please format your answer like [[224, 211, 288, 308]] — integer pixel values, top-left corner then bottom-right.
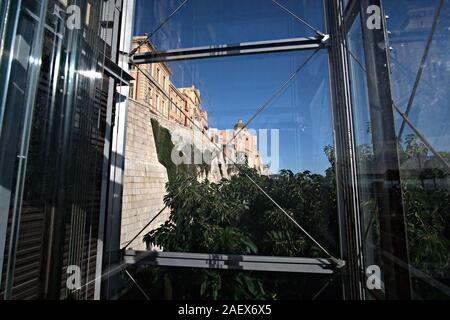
[[214, 120, 267, 175], [128, 36, 267, 176], [129, 36, 209, 132]]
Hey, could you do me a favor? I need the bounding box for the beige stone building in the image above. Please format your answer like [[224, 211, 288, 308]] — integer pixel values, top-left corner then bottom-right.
[[213, 120, 267, 175], [169, 83, 188, 127], [179, 86, 208, 132], [129, 36, 208, 131], [129, 36, 172, 121]]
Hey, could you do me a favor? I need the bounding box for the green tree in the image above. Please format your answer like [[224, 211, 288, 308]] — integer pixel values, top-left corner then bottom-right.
[[122, 147, 339, 300]]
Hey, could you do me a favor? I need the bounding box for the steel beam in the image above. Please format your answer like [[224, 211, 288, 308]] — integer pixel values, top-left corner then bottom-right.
[[131, 36, 329, 64], [98, 55, 134, 86], [124, 250, 337, 275]]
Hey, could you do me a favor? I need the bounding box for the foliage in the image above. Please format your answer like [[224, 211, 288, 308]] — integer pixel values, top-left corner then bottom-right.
[[403, 184, 450, 276], [397, 134, 450, 280], [145, 165, 338, 257], [123, 131, 450, 300], [360, 134, 450, 297], [122, 145, 339, 300]]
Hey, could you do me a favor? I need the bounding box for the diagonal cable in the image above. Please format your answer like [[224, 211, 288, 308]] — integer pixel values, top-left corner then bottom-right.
[[271, 0, 325, 37], [398, 0, 445, 140], [390, 55, 446, 99], [125, 270, 151, 300], [129, 0, 191, 56], [243, 173, 338, 260], [225, 48, 320, 150], [397, 0, 445, 140], [131, 62, 340, 262], [347, 47, 366, 73], [312, 272, 338, 300], [225, 0, 327, 149]]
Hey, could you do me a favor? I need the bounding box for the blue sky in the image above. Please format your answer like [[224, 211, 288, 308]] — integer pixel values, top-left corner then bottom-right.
[[133, 0, 450, 173], [134, 0, 333, 174]]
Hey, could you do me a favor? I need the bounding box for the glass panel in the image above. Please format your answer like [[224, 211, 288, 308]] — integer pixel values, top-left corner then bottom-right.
[[113, 0, 339, 301], [346, 0, 450, 300], [0, 0, 125, 300], [124, 49, 338, 259], [120, 266, 341, 300], [385, 0, 450, 300], [0, 0, 448, 301], [134, 0, 325, 50]]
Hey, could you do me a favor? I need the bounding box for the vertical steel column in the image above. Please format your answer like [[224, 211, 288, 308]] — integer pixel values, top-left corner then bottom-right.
[[359, 0, 411, 300], [325, 0, 365, 300], [95, 0, 124, 300], [101, 0, 136, 300]]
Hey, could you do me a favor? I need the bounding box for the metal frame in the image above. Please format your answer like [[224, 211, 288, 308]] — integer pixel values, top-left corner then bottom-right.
[[343, 0, 360, 32], [122, 6, 340, 286], [131, 36, 329, 64], [118, 0, 357, 300], [101, 0, 137, 301], [122, 0, 415, 301], [124, 251, 337, 275], [96, 0, 129, 301], [99, 55, 134, 86], [325, 0, 366, 300], [118, 0, 418, 301]]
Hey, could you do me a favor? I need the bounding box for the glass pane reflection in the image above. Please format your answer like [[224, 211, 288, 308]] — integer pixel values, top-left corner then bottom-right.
[[124, 45, 339, 259], [385, 0, 450, 299], [345, 0, 450, 300], [134, 0, 326, 50]]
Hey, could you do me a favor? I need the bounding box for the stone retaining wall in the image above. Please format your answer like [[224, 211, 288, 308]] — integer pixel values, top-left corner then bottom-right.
[[121, 100, 169, 250]]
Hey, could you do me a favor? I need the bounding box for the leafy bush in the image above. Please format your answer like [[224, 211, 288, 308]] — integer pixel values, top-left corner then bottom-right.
[[121, 144, 340, 300], [122, 131, 450, 300], [144, 166, 338, 258]]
